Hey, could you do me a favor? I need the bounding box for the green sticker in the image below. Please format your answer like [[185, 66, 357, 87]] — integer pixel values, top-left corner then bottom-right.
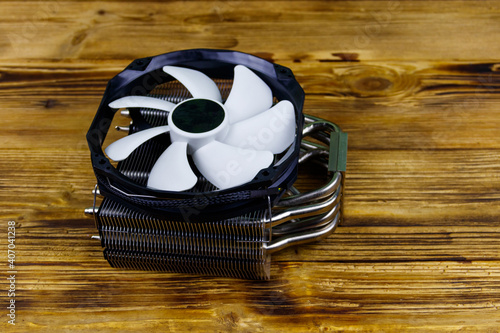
[[328, 131, 348, 172]]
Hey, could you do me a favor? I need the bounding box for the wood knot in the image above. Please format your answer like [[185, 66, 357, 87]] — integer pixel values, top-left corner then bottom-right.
[[354, 76, 392, 92], [253, 52, 275, 63], [332, 52, 359, 62], [71, 31, 87, 46], [340, 65, 417, 98], [43, 99, 58, 108]]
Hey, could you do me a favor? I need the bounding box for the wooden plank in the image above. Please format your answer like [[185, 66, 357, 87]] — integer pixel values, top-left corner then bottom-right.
[[0, 1, 499, 62], [9, 208, 500, 330], [1, 147, 499, 223], [0, 60, 499, 149]]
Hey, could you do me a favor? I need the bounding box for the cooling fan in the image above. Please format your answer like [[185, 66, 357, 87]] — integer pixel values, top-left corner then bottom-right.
[[86, 49, 347, 279], [104, 65, 296, 192]]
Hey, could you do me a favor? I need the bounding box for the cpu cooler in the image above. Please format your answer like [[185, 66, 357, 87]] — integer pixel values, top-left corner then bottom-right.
[[86, 49, 347, 279]]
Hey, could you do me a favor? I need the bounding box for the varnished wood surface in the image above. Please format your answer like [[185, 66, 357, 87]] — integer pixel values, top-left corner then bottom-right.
[[1, 1, 500, 332]]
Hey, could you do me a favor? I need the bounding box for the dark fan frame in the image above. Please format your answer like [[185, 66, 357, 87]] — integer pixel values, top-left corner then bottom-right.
[[87, 49, 305, 221]]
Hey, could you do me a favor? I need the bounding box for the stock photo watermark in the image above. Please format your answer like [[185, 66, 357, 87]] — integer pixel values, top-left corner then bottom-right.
[[354, 1, 401, 48], [6, 2, 61, 57], [6, 221, 17, 325]]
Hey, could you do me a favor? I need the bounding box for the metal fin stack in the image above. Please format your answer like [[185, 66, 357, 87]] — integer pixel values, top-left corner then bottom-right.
[[97, 198, 270, 279]]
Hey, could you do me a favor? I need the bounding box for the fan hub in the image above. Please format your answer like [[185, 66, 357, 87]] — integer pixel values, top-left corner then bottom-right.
[[168, 98, 229, 151], [171, 99, 225, 134]]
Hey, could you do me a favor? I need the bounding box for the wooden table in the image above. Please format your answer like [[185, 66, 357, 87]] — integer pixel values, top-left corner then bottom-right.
[[1, 1, 500, 331]]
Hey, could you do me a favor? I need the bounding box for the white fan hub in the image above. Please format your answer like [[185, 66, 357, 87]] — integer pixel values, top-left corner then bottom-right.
[[168, 98, 229, 152]]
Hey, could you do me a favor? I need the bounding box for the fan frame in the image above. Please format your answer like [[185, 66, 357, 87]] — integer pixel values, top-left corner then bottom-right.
[[87, 49, 305, 221]]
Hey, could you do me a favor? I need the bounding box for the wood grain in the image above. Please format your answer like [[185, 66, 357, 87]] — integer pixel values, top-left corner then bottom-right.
[[1, 1, 500, 332]]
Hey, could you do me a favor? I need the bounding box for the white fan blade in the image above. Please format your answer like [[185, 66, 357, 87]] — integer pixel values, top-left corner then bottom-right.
[[221, 100, 296, 154], [105, 125, 170, 161], [224, 65, 273, 124], [147, 141, 198, 191], [163, 66, 222, 102], [192, 141, 273, 190], [109, 96, 175, 111]]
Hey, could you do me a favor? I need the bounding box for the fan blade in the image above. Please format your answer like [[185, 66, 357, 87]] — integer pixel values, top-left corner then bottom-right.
[[163, 66, 222, 102], [147, 141, 198, 191], [224, 65, 273, 124], [105, 125, 170, 161], [221, 100, 295, 154], [192, 141, 273, 190], [109, 96, 175, 111]]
